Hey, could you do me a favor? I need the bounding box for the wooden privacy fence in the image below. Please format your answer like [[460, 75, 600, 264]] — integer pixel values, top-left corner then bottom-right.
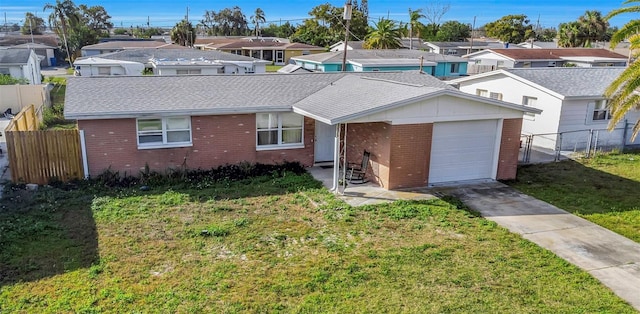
[[6, 105, 84, 184]]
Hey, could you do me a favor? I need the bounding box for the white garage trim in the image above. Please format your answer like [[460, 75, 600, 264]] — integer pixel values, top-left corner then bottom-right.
[[429, 119, 502, 185]]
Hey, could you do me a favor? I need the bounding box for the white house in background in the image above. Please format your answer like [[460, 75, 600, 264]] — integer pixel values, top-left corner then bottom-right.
[[150, 58, 265, 75], [73, 57, 145, 76], [74, 48, 270, 76], [451, 67, 640, 151], [0, 49, 41, 84], [463, 48, 628, 75]]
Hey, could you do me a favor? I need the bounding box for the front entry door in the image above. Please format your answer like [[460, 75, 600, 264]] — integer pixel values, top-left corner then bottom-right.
[[275, 50, 284, 65], [314, 121, 335, 162]]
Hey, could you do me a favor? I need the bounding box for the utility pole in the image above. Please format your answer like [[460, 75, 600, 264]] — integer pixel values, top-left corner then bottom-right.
[[468, 16, 476, 55], [341, 0, 353, 72]]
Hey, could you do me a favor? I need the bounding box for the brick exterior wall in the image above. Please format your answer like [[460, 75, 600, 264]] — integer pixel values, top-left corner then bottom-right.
[[78, 115, 314, 177], [345, 122, 434, 189], [496, 118, 523, 180], [388, 124, 432, 189], [344, 122, 392, 188]]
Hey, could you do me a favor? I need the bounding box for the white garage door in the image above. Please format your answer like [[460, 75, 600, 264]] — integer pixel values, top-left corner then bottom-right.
[[429, 119, 499, 184]]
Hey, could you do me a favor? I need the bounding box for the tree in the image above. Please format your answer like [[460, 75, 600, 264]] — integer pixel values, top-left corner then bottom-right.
[[424, 0, 450, 25], [262, 22, 296, 38], [363, 18, 403, 49], [484, 14, 534, 44], [577, 10, 608, 47], [292, 3, 368, 47], [535, 27, 557, 42], [435, 20, 471, 41], [78, 4, 113, 37], [408, 8, 425, 49], [44, 0, 79, 65], [250, 8, 266, 37], [603, 1, 640, 140], [21, 12, 46, 35], [557, 21, 583, 47], [171, 19, 196, 47]]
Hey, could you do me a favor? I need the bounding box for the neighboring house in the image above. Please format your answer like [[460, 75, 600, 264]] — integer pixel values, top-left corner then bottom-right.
[[452, 67, 640, 151], [329, 41, 365, 51], [277, 64, 312, 73], [74, 48, 270, 75], [515, 41, 558, 49], [0, 49, 41, 84], [425, 41, 506, 56], [73, 57, 145, 76], [196, 37, 325, 65], [64, 72, 538, 189], [463, 48, 628, 74], [291, 50, 468, 79], [330, 39, 430, 51], [8, 43, 57, 67], [81, 40, 186, 57]]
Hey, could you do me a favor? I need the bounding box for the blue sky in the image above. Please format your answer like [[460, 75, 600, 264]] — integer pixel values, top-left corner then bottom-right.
[[1, 0, 631, 29]]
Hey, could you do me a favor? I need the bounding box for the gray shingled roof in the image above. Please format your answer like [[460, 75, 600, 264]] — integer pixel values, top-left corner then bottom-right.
[[293, 75, 444, 124], [65, 72, 454, 119], [76, 48, 262, 65], [0, 49, 31, 64], [504, 67, 626, 98], [293, 49, 467, 63]]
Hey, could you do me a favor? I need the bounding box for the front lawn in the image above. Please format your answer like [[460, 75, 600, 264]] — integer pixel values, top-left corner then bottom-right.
[[0, 171, 634, 312], [508, 151, 640, 243]]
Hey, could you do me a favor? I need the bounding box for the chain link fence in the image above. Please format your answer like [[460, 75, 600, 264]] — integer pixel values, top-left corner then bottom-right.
[[519, 123, 639, 164]]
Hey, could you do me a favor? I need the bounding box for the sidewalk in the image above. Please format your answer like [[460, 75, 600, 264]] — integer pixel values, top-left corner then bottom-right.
[[440, 182, 640, 311]]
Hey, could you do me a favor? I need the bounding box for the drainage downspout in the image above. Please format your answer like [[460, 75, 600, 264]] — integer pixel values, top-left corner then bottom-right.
[[79, 130, 89, 179], [330, 123, 341, 192]]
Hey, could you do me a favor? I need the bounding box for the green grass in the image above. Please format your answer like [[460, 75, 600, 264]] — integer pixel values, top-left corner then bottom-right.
[[508, 150, 640, 242], [266, 65, 283, 72], [0, 173, 634, 313], [41, 77, 77, 130]]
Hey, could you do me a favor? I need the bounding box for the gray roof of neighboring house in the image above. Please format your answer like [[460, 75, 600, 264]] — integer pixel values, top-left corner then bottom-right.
[[293, 49, 467, 64], [0, 49, 32, 64], [277, 64, 312, 73], [65, 71, 456, 120], [76, 48, 264, 65], [293, 75, 445, 124], [504, 67, 626, 98], [8, 43, 57, 49]]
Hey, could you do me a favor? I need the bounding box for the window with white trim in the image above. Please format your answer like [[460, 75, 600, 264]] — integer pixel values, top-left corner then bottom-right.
[[522, 96, 537, 119], [476, 89, 488, 97], [256, 113, 304, 149], [137, 117, 192, 148], [489, 92, 503, 100], [590, 100, 611, 122]]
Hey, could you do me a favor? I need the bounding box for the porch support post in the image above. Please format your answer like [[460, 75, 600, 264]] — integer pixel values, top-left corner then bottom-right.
[[330, 123, 341, 192]]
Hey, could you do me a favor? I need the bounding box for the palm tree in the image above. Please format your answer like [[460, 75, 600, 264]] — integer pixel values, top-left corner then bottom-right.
[[364, 18, 403, 49], [44, 0, 77, 66], [605, 1, 640, 140], [578, 10, 608, 47], [408, 8, 425, 49], [557, 21, 583, 47], [250, 8, 266, 38], [171, 19, 196, 47]]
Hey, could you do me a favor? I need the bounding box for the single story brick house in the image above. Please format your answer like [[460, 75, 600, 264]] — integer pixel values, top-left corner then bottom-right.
[[64, 72, 540, 189]]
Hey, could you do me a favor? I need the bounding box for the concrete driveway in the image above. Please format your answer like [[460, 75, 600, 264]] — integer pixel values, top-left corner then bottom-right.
[[440, 182, 640, 311]]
